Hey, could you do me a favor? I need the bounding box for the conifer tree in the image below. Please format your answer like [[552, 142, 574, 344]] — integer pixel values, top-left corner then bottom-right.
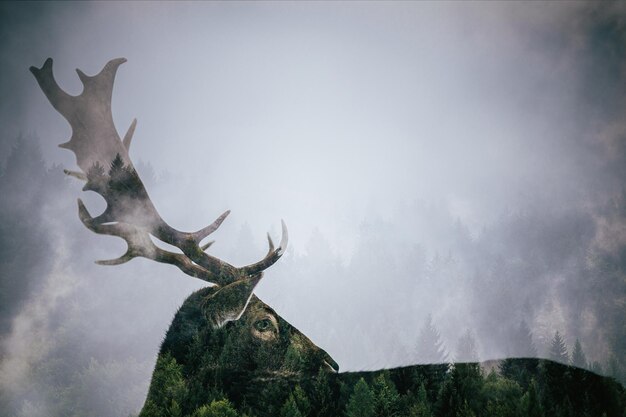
[[500, 320, 539, 389], [549, 331, 569, 364], [570, 339, 586, 369], [372, 373, 400, 417], [109, 152, 125, 177], [313, 368, 334, 417], [407, 383, 431, 417], [455, 329, 479, 363], [281, 395, 303, 417], [508, 320, 537, 358], [192, 399, 238, 417], [416, 315, 447, 364], [519, 379, 543, 417], [457, 401, 476, 417], [292, 385, 311, 417], [345, 378, 374, 417]]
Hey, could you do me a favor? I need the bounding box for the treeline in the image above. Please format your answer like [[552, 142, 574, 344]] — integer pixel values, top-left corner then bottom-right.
[[142, 355, 625, 417], [1, 134, 626, 417], [269, 192, 626, 383], [140, 301, 624, 417]]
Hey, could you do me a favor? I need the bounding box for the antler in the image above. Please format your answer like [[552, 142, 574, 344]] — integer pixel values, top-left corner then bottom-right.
[[30, 58, 287, 288]]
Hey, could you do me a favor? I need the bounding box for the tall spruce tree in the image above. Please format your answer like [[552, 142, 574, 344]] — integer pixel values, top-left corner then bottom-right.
[[345, 378, 374, 417], [508, 320, 537, 358], [416, 315, 447, 364], [455, 330, 479, 363], [372, 373, 400, 417], [281, 395, 303, 417], [292, 385, 310, 417], [500, 321, 539, 389], [407, 383, 431, 417], [570, 339, 586, 369], [549, 332, 569, 364], [519, 379, 543, 417], [312, 368, 333, 417]]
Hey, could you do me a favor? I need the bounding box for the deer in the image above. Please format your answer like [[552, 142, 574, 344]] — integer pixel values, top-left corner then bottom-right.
[[31, 58, 625, 417]]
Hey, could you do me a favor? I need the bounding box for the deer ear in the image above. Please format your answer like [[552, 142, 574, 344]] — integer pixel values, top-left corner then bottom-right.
[[202, 273, 263, 329]]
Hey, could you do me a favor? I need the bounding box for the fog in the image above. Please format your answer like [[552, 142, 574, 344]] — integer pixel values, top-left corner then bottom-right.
[[1, 2, 625, 415]]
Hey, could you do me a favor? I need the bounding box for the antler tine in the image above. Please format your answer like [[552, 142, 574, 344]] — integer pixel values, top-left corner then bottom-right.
[[77, 199, 221, 283], [123, 118, 137, 151], [29, 58, 73, 115], [266, 233, 275, 254], [63, 169, 87, 181], [240, 220, 289, 276], [33, 58, 289, 288], [192, 210, 231, 244]]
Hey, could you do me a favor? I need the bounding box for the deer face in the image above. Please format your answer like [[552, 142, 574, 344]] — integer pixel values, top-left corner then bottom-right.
[[162, 288, 338, 381], [223, 296, 339, 376]]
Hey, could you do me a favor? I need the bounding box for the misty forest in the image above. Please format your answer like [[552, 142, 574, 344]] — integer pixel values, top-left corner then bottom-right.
[[1, 2, 626, 417]]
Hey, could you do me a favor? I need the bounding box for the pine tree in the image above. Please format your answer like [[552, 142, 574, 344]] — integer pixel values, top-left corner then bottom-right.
[[549, 331, 569, 364], [192, 399, 238, 417], [281, 395, 303, 417], [570, 339, 587, 369], [109, 153, 126, 177], [313, 368, 334, 417], [372, 373, 400, 417], [345, 378, 374, 417], [416, 315, 447, 364], [407, 383, 431, 417], [500, 321, 538, 389], [455, 329, 479, 363], [508, 320, 537, 358], [457, 401, 475, 417], [519, 379, 543, 417], [292, 385, 311, 417]]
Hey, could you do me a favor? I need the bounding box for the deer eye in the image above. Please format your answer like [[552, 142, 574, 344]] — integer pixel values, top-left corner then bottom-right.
[[254, 318, 273, 332]]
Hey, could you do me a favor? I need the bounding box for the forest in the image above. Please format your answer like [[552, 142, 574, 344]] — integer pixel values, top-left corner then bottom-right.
[[0, 134, 625, 417], [143, 354, 625, 417]]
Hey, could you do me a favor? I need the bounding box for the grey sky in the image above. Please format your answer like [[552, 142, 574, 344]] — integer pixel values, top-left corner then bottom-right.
[[1, 3, 625, 412], [3, 2, 615, 257]]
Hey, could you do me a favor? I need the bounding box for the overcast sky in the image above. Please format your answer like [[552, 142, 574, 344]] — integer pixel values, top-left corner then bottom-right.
[[3, 2, 622, 259], [1, 4, 625, 409]]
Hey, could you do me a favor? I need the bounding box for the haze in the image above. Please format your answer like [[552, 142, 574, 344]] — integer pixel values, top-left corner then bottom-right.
[[1, 2, 625, 415]]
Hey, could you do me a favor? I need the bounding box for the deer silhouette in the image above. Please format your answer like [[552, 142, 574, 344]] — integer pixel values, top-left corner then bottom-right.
[[30, 56, 340, 415], [31, 58, 625, 417]]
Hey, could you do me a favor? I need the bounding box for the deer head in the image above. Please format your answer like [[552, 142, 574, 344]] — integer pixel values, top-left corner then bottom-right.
[[30, 58, 338, 386]]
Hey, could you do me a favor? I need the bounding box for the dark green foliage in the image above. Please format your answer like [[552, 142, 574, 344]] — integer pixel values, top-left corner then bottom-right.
[[312, 368, 335, 417], [499, 358, 539, 391], [433, 363, 482, 417], [136, 358, 623, 417], [345, 378, 374, 417], [519, 379, 543, 417], [372, 372, 401, 417], [407, 383, 432, 417], [292, 385, 311, 417], [279, 386, 310, 417], [107, 153, 144, 199], [281, 395, 303, 417], [481, 371, 523, 417], [140, 353, 188, 417], [192, 399, 239, 417]]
